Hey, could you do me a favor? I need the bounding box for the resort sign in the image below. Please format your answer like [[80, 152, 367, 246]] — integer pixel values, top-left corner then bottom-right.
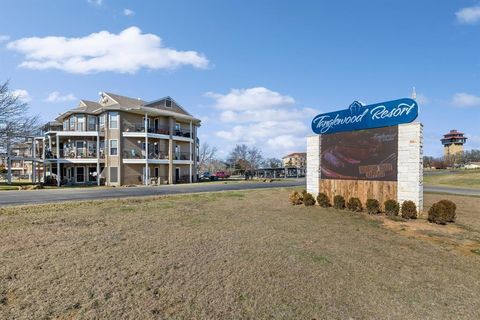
[[311, 98, 418, 135]]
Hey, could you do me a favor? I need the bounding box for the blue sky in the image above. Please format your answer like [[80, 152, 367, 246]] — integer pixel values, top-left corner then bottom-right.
[[1, 0, 480, 158]]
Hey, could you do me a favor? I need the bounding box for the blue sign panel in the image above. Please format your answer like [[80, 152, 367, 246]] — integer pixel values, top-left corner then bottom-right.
[[311, 98, 418, 135]]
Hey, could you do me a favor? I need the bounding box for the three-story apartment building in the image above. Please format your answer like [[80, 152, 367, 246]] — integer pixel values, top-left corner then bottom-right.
[[40, 92, 200, 186]]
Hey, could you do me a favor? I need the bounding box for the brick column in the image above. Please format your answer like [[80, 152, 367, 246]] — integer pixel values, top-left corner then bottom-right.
[[397, 123, 424, 214], [306, 135, 321, 196]]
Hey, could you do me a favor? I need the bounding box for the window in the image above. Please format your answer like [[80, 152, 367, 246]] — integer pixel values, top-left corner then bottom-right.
[[110, 167, 118, 183], [87, 116, 97, 131], [63, 120, 68, 131], [110, 140, 118, 156], [69, 117, 75, 130], [99, 141, 105, 158], [99, 114, 105, 129], [87, 141, 96, 157], [76, 115, 85, 131], [165, 98, 172, 108], [76, 167, 85, 183], [142, 117, 151, 131], [109, 112, 119, 129]]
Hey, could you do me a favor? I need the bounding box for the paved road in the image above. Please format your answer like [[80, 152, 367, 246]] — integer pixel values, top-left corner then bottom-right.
[[0, 179, 306, 206], [424, 185, 480, 197]]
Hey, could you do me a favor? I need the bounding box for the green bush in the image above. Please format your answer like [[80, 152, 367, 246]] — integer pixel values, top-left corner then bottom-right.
[[366, 199, 380, 215], [289, 191, 303, 205], [384, 199, 400, 216], [401, 200, 417, 219], [317, 193, 331, 208], [333, 195, 346, 210], [428, 202, 449, 225], [438, 199, 456, 222], [347, 197, 363, 212], [303, 192, 316, 206]]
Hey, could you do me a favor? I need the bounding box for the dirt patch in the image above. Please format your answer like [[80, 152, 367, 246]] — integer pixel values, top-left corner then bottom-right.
[[382, 217, 480, 256]]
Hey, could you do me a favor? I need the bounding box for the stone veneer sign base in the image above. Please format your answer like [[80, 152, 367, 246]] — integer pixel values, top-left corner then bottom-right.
[[306, 122, 423, 213]]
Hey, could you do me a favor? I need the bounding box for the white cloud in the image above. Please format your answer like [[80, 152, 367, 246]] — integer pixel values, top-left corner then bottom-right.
[[216, 120, 308, 144], [456, 6, 480, 24], [6, 26, 209, 74], [219, 107, 316, 123], [88, 0, 103, 6], [267, 135, 300, 149], [0, 35, 10, 42], [44, 91, 77, 103], [451, 92, 480, 108], [11, 89, 31, 103], [205, 87, 294, 111], [207, 87, 315, 156], [123, 8, 135, 16]]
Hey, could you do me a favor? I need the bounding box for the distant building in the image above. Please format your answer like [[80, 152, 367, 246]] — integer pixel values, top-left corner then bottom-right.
[[282, 152, 306, 168], [10, 142, 43, 180], [464, 162, 480, 170], [441, 130, 467, 158]]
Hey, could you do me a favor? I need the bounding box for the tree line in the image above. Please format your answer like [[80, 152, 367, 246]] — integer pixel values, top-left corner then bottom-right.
[[424, 149, 480, 169], [199, 143, 282, 174]]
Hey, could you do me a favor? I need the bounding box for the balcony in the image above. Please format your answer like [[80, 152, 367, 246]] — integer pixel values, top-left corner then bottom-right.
[[45, 148, 105, 160], [123, 149, 170, 160], [122, 121, 191, 138], [174, 152, 191, 161], [123, 121, 170, 135]]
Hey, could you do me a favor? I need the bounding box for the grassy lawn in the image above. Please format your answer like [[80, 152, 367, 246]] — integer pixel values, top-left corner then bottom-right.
[[0, 189, 479, 319], [424, 169, 480, 189]]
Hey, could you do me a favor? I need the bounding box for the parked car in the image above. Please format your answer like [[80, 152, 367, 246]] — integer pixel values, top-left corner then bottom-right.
[[215, 171, 230, 179], [199, 172, 218, 181]]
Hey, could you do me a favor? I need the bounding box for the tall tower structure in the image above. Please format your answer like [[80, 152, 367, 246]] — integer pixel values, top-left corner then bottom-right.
[[441, 130, 467, 158]]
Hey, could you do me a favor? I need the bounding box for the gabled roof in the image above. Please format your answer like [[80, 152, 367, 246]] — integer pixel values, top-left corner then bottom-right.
[[54, 91, 200, 124], [144, 96, 192, 117], [282, 152, 307, 159], [79, 100, 102, 112], [103, 92, 145, 108]]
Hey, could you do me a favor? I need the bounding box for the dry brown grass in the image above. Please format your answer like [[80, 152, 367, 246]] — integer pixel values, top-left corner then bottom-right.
[[0, 189, 480, 319]]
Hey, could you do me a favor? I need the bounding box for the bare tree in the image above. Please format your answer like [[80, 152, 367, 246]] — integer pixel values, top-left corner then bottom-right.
[[0, 80, 39, 184], [227, 144, 264, 174], [247, 146, 263, 171], [262, 157, 282, 168], [198, 142, 218, 172], [227, 144, 249, 173]]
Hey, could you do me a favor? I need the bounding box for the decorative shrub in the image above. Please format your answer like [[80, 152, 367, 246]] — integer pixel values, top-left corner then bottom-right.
[[333, 195, 346, 210], [384, 199, 400, 216], [366, 199, 380, 215], [428, 202, 449, 225], [289, 191, 303, 205], [303, 192, 316, 206], [438, 199, 456, 222], [317, 193, 331, 208], [401, 200, 417, 219], [347, 197, 363, 212]]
